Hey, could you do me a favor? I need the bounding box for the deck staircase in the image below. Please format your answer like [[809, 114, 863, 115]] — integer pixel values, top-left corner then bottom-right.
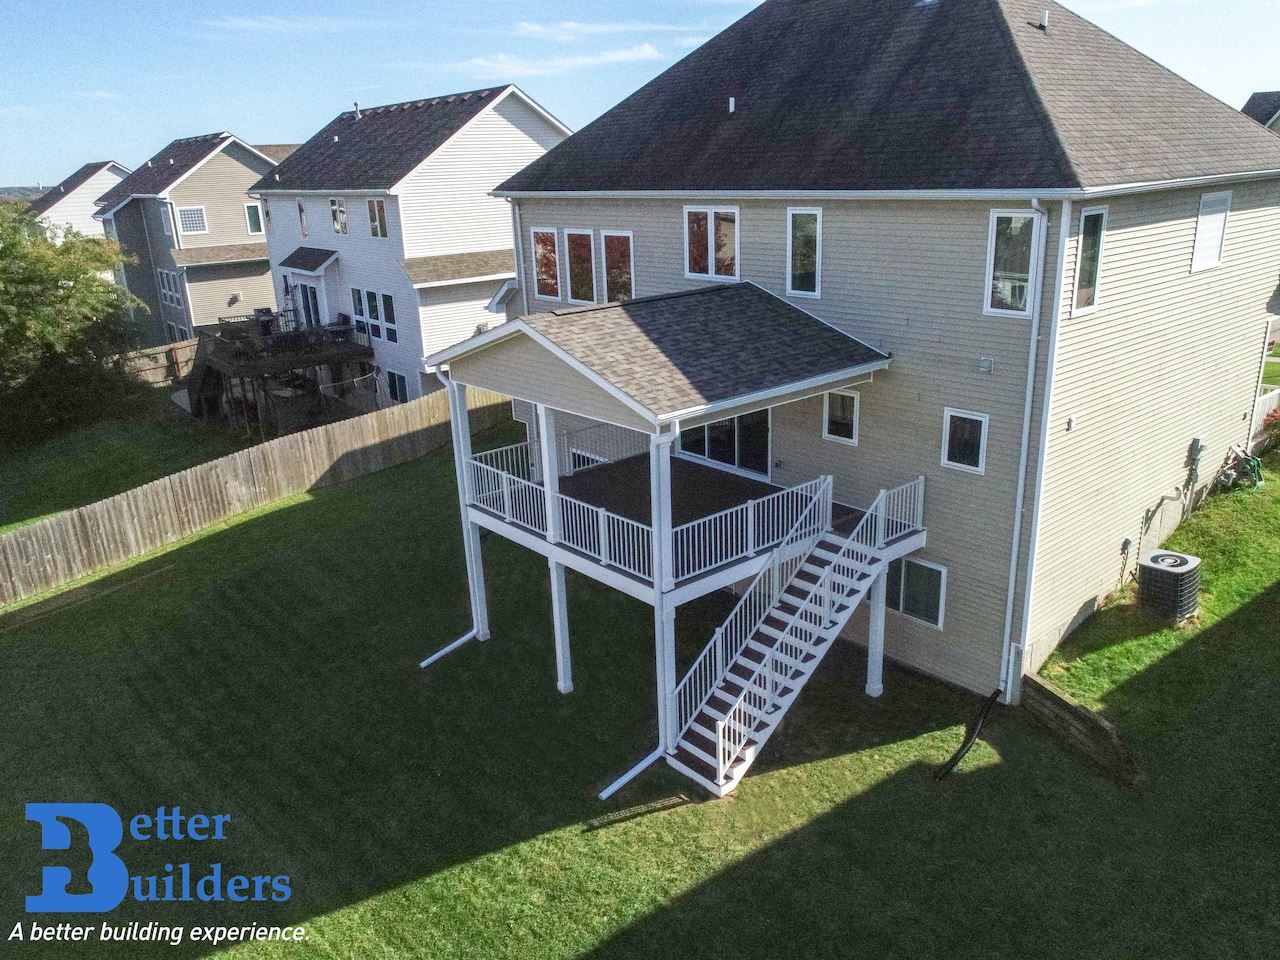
[[666, 476, 924, 796]]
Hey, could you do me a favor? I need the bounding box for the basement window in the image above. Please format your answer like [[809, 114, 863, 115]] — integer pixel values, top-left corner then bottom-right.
[[886, 557, 946, 629], [684, 206, 738, 280], [386, 370, 408, 403]]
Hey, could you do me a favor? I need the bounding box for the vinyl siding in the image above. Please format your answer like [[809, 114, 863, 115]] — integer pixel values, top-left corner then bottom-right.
[[168, 142, 276, 248], [513, 196, 1062, 693], [111, 200, 164, 343], [417, 279, 507, 355], [37, 164, 128, 241], [1021, 178, 1280, 672], [397, 94, 567, 259], [185, 262, 277, 327]]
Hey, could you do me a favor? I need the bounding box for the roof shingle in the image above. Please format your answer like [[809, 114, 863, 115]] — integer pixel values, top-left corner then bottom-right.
[[402, 249, 515, 286], [95, 133, 232, 213], [29, 162, 126, 216], [1242, 92, 1280, 128], [172, 242, 269, 267], [278, 246, 338, 272]]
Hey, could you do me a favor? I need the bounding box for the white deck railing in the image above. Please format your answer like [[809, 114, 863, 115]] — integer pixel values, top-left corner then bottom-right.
[[555, 491, 653, 579]]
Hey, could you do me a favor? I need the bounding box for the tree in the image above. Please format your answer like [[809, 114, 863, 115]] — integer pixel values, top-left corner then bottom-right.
[[0, 204, 142, 441]]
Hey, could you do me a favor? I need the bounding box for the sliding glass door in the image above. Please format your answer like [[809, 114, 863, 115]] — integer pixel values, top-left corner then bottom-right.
[[678, 409, 769, 477]]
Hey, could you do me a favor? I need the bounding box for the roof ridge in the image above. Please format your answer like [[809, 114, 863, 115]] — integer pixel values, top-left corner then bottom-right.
[[339, 85, 507, 119]]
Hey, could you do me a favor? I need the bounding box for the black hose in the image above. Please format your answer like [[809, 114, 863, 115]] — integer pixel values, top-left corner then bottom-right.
[[934, 689, 1002, 781]]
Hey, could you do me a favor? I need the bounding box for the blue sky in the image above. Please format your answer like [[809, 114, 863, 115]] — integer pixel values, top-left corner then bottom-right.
[[2, 0, 1276, 185]]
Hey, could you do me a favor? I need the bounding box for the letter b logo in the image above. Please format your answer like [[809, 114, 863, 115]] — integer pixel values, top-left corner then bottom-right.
[[26, 803, 128, 913]]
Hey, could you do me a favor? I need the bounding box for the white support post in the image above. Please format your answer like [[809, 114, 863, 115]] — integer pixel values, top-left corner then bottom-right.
[[548, 559, 573, 694], [653, 593, 678, 752], [866, 570, 886, 697], [535, 404, 561, 543], [444, 377, 489, 643], [649, 433, 675, 592]]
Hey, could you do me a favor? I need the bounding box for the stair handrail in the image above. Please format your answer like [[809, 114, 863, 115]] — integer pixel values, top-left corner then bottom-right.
[[712, 476, 925, 778], [673, 475, 832, 738]]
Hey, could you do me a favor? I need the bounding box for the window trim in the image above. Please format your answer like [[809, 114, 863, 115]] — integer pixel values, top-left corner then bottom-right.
[[160, 204, 173, 236], [1073, 205, 1108, 315], [176, 205, 208, 236], [982, 208, 1041, 319], [243, 202, 264, 236], [297, 200, 308, 239], [683, 204, 740, 282], [1190, 189, 1232, 274], [330, 197, 348, 235], [786, 206, 822, 299], [564, 227, 598, 305], [367, 198, 388, 239], [821, 389, 859, 446], [887, 557, 948, 631], [156, 269, 183, 308], [386, 369, 408, 404], [675, 409, 772, 481], [941, 407, 989, 475], [529, 227, 562, 302], [600, 229, 635, 302]]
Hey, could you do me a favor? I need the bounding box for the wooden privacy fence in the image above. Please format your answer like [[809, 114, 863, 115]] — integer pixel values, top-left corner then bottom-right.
[[115, 339, 199, 387], [0, 387, 508, 608]]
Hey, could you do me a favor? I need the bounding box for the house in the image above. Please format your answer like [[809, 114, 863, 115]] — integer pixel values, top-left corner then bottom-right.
[[423, 0, 1280, 797], [1242, 91, 1280, 132], [250, 85, 569, 404], [28, 161, 130, 242], [94, 135, 296, 345]]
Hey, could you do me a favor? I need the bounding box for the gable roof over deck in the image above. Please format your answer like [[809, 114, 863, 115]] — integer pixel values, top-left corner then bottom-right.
[[498, 0, 1280, 196], [428, 283, 890, 431]]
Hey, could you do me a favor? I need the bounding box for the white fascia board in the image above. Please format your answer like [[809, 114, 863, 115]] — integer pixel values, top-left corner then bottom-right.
[[485, 279, 518, 313], [413, 271, 516, 290], [253, 187, 390, 196], [93, 193, 162, 220]]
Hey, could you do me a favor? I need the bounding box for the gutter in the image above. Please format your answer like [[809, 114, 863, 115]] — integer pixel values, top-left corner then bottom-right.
[[511, 198, 530, 315]]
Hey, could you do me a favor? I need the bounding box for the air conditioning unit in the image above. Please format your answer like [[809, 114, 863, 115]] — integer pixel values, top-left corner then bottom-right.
[[1137, 551, 1201, 622]]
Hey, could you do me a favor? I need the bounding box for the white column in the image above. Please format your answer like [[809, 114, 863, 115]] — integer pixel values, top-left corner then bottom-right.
[[866, 571, 886, 697], [649, 433, 675, 593], [446, 378, 489, 641], [549, 559, 572, 693], [653, 593, 678, 751], [535, 404, 560, 542]]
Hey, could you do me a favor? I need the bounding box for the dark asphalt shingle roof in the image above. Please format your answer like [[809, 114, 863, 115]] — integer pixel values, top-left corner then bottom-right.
[[519, 283, 888, 418], [94, 133, 233, 213], [172, 242, 269, 267], [29, 161, 126, 216], [278, 246, 338, 272], [500, 0, 1280, 194], [1242, 92, 1280, 127], [252, 87, 510, 193], [253, 144, 300, 163], [402, 249, 515, 285]]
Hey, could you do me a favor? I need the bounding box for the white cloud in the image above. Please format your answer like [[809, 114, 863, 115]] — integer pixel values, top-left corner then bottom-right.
[[198, 15, 383, 33], [446, 43, 666, 78], [514, 20, 690, 43]]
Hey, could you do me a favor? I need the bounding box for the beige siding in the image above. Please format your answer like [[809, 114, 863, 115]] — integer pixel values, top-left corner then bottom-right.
[[513, 196, 1062, 693], [185, 262, 277, 327], [1022, 179, 1280, 671], [449, 333, 655, 433], [168, 142, 274, 249], [398, 94, 567, 259]]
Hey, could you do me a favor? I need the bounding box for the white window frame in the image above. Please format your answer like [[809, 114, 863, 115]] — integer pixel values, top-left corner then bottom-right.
[[244, 202, 264, 236], [1190, 190, 1231, 273], [675, 410, 772, 481], [821, 389, 859, 446], [529, 227, 562, 302], [564, 228, 597, 305], [161, 204, 173, 236], [887, 557, 947, 631], [297, 200, 308, 239], [982, 209, 1042, 319], [330, 198, 348, 235], [262, 199, 271, 233], [368, 198, 388, 239], [786, 206, 822, 299], [176, 205, 208, 236], [386, 369, 408, 404], [683, 205, 740, 282], [1073, 205, 1108, 315], [941, 407, 989, 476], [600, 229, 635, 301], [156, 269, 183, 308]]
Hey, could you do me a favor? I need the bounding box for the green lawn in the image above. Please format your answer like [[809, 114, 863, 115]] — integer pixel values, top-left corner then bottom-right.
[[0, 389, 255, 533], [1263, 358, 1280, 388], [2, 435, 1279, 958]]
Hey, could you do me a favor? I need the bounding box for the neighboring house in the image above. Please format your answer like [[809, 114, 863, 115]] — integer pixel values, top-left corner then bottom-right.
[[1242, 91, 1280, 132], [250, 85, 569, 402], [424, 0, 1280, 797], [28, 161, 130, 242], [94, 134, 297, 345]]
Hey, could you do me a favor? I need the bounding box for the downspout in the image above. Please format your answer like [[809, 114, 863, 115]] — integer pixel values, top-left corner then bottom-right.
[[1001, 198, 1072, 700], [511, 199, 530, 316], [993, 197, 1064, 706]]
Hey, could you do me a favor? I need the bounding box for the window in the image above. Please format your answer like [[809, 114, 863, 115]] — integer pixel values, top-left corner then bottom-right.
[[984, 210, 1039, 316], [156, 269, 183, 307], [678, 409, 769, 476], [176, 206, 207, 235], [161, 205, 172, 236], [297, 201, 308, 239], [531, 228, 560, 300], [566, 229, 596, 304], [942, 408, 989, 475], [244, 202, 263, 235], [382, 293, 397, 343], [351, 288, 366, 334], [886, 557, 946, 629], [787, 208, 821, 297], [368, 198, 388, 238], [295, 282, 320, 327], [822, 390, 859, 445], [1191, 190, 1231, 272], [263, 199, 272, 233], [684, 206, 738, 280], [386, 370, 408, 404], [1074, 207, 1107, 312], [164, 321, 189, 342], [365, 289, 381, 338], [330, 198, 347, 235], [602, 230, 634, 301]]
